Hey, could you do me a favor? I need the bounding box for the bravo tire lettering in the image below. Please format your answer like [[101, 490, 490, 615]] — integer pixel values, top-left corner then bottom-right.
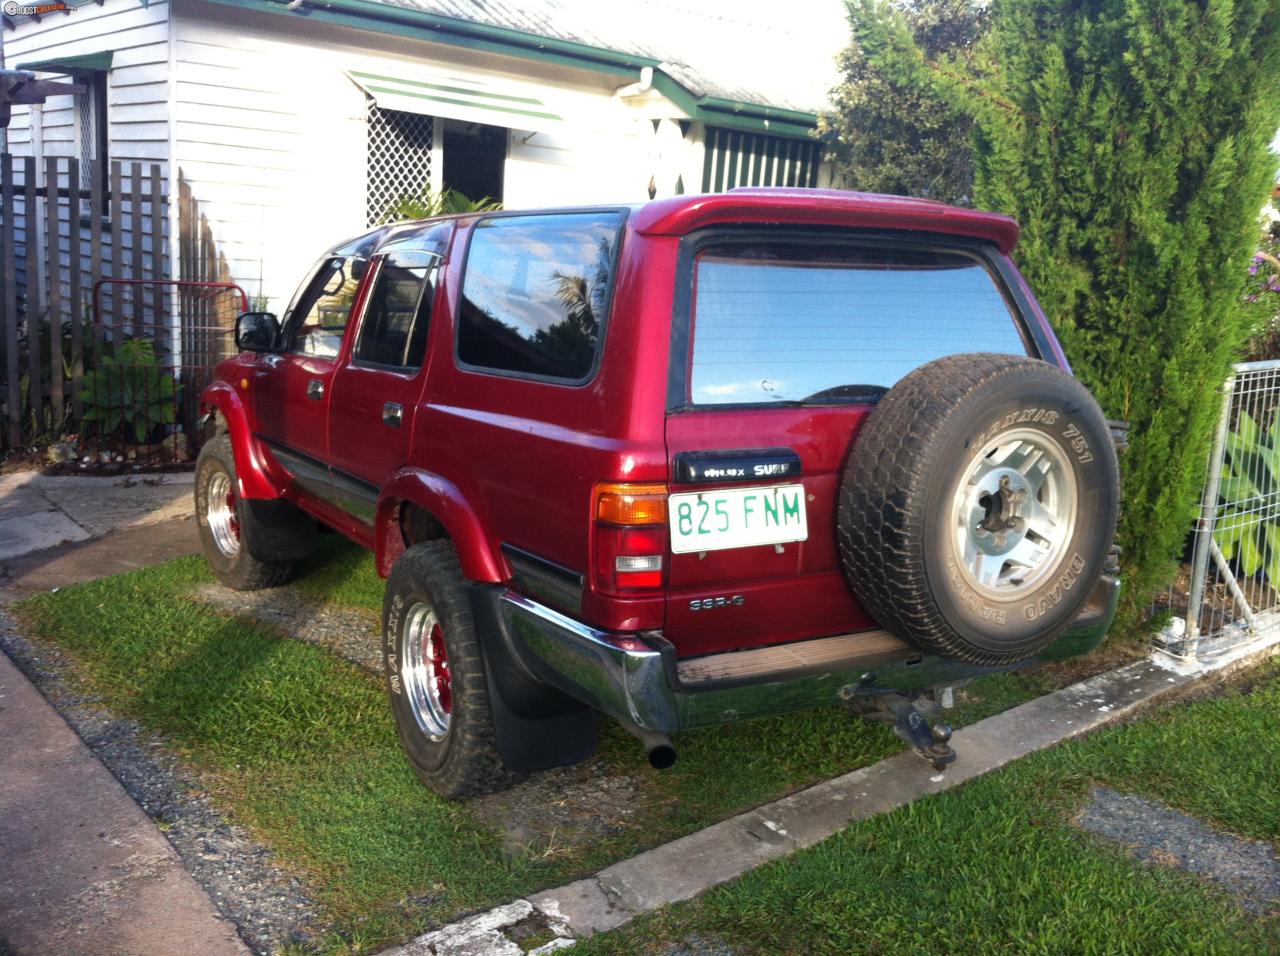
[[944, 558, 1008, 624], [1023, 552, 1087, 621]]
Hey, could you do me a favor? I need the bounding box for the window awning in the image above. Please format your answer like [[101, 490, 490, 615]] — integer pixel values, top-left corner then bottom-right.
[[346, 68, 566, 133], [15, 51, 114, 74]]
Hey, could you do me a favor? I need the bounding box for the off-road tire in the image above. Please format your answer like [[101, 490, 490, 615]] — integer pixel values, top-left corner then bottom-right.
[[383, 541, 519, 800], [194, 435, 297, 590], [837, 353, 1119, 666]]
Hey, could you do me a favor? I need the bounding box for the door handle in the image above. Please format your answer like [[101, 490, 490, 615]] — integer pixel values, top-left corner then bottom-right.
[[306, 379, 325, 400], [382, 402, 403, 428]]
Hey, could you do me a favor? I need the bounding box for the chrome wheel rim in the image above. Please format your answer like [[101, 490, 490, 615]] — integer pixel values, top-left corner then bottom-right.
[[402, 602, 452, 741], [206, 471, 241, 558], [950, 428, 1077, 598]]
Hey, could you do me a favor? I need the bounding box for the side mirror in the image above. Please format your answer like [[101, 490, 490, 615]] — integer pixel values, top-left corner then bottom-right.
[[235, 312, 280, 352]]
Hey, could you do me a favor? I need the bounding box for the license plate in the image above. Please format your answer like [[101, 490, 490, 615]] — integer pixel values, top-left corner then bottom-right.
[[669, 484, 808, 554]]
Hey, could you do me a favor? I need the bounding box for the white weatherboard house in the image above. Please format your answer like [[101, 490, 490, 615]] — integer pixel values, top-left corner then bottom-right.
[[1, 0, 846, 312]]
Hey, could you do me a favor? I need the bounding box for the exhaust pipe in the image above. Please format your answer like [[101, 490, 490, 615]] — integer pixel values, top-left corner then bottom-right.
[[619, 720, 677, 770]]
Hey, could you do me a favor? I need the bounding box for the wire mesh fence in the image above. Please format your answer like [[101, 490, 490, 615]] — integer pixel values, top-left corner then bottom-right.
[[1153, 359, 1280, 658]]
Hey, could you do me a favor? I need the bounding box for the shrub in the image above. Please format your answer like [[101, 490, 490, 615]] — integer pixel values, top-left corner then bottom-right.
[[81, 337, 179, 443]]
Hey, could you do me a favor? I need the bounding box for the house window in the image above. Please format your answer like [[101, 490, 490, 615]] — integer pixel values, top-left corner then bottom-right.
[[366, 103, 433, 227], [73, 70, 108, 214]]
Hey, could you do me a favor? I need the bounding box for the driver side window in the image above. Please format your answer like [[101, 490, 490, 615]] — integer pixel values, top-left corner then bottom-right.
[[286, 257, 365, 359]]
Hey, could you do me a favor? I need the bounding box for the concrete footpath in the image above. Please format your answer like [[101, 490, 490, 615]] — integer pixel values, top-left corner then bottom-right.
[[0, 650, 248, 956], [0, 469, 248, 955]]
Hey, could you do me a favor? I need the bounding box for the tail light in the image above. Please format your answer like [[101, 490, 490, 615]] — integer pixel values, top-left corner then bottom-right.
[[592, 482, 669, 594]]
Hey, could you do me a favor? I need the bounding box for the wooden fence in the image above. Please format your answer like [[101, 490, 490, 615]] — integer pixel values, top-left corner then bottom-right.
[[0, 155, 243, 456], [0, 154, 167, 448]]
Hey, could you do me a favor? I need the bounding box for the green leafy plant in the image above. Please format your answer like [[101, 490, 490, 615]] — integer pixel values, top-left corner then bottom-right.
[[379, 185, 501, 224], [81, 337, 179, 443], [1216, 410, 1280, 586]]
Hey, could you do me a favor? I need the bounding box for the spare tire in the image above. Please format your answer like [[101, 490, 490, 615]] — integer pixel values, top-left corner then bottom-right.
[[837, 353, 1119, 666]]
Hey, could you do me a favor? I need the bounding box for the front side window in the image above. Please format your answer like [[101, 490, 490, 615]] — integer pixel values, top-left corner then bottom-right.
[[286, 257, 366, 359], [457, 212, 625, 382], [687, 243, 1028, 406]]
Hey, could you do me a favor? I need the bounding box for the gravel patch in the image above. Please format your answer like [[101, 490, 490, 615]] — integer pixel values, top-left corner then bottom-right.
[[189, 583, 382, 674], [0, 609, 323, 954], [470, 759, 655, 859], [1077, 787, 1280, 913], [659, 935, 737, 956]]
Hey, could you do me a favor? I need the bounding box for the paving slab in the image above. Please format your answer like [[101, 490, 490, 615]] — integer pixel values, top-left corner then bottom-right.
[[41, 474, 193, 537], [0, 510, 92, 562], [0, 486, 49, 521], [0, 649, 249, 956]]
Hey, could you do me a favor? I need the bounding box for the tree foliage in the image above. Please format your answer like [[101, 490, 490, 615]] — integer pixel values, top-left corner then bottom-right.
[[844, 0, 1280, 615], [819, 0, 988, 204]]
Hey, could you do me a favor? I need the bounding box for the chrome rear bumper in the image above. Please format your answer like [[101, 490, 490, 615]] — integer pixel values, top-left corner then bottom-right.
[[499, 574, 1121, 733]]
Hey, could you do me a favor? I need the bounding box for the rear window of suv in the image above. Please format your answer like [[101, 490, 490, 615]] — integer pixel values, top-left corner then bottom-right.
[[457, 211, 625, 383], [686, 243, 1028, 406]]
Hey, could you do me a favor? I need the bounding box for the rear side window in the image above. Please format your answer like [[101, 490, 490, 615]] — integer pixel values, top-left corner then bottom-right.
[[687, 244, 1028, 406], [457, 212, 625, 382]]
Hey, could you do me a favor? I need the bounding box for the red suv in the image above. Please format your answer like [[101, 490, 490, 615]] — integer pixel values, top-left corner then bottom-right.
[[197, 189, 1121, 798]]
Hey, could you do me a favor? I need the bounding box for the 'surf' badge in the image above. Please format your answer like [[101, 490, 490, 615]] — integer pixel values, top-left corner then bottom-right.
[[674, 448, 802, 485]]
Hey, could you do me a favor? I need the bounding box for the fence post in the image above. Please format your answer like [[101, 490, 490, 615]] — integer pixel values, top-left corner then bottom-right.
[[1, 156, 20, 448], [22, 156, 44, 435], [45, 156, 63, 429], [1184, 373, 1237, 659]]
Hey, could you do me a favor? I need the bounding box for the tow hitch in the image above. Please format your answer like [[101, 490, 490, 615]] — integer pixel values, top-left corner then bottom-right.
[[840, 682, 957, 772]]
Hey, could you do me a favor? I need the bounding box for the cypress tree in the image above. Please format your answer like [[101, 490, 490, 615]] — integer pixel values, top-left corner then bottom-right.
[[847, 0, 1280, 618]]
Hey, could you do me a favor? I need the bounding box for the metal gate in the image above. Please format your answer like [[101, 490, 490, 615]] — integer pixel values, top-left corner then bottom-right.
[[1155, 359, 1280, 659]]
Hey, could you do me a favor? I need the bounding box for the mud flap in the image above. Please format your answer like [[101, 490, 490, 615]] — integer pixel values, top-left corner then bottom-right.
[[467, 584, 599, 774], [241, 498, 317, 562]]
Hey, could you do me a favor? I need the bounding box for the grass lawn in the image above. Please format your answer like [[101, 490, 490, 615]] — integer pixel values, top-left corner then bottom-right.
[[14, 537, 1117, 953], [571, 666, 1280, 956]]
